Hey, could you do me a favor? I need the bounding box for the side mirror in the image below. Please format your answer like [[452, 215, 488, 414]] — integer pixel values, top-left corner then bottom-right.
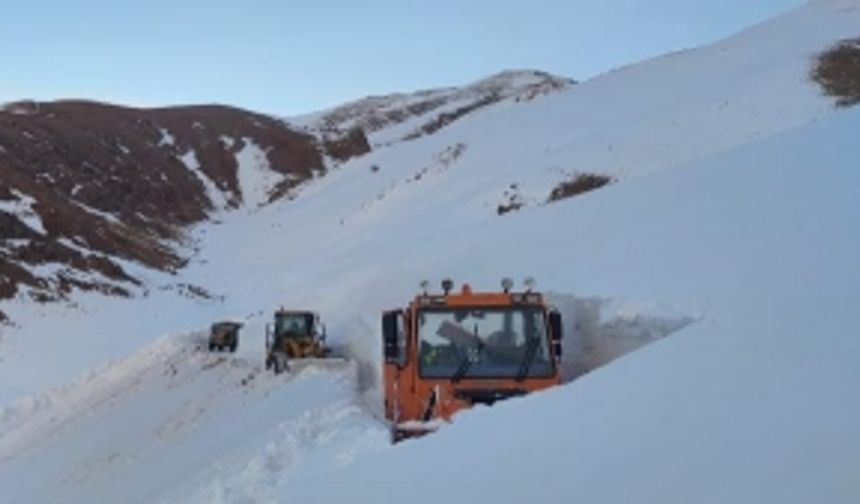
[[548, 310, 562, 358], [382, 310, 405, 366]]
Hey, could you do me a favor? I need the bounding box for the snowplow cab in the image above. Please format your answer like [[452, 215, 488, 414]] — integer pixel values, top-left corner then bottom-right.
[[382, 279, 562, 442], [208, 321, 242, 353], [265, 310, 330, 373]]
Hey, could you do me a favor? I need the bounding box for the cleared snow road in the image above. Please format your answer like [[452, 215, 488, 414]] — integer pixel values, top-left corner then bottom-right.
[[0, 334, 385, 504]]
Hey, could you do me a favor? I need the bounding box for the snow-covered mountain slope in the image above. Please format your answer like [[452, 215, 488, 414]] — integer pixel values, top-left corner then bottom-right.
[[293, 0, 860, 214], [290, 69, 573, 148], [1, 0, 859, 502], [285, 102, 860, 504]]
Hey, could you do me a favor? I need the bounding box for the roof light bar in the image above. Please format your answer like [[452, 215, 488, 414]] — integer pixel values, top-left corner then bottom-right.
[[441, 278, 454, 295], [524, 277, 537, 292]]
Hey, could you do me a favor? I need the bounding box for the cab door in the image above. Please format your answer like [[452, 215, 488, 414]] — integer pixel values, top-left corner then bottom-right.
[[382, 309, 409, 421]]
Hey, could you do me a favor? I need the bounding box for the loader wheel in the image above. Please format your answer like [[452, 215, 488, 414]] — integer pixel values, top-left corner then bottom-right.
[[229, 342, 237, 353], [208, 343, 215, 352], [265, 356, 272, 370]]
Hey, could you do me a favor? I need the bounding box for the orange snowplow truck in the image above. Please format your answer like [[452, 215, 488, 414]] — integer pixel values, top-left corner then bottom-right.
[[382, 278, 562, 442]]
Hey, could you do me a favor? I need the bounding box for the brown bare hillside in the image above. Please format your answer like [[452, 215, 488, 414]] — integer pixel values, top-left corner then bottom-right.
[[0, 100, 369, 310]]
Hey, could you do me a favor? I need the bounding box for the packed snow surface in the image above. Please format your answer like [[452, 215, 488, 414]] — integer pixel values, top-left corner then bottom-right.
[[0, 334, 373, 503]]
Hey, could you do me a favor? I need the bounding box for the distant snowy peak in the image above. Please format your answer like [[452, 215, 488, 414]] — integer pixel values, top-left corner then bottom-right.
[[465, 69, 574, 99], [292, 69, 573, 147]]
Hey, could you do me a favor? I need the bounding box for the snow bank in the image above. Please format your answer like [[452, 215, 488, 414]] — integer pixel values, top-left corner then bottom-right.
[[287, 101, 860, 504], [548, 292, 698, 381]]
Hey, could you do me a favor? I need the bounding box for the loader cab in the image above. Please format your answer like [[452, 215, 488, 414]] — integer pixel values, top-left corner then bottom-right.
[[266, 309, 330, 374], [274, 311, 315, 339], [382, 279, 562, 441], [268, 310, 327, 347]]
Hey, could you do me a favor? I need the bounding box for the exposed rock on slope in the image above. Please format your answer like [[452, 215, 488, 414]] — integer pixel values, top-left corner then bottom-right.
[[0, 101, 366, 309], [812, 36, 860, 107], [292, 70, 573, 147]]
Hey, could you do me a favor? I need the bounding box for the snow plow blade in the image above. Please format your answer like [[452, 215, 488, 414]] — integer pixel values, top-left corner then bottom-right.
[[391, 420, 447, 444], [267, 356, 351, 375], [287, 357, 350, 372]]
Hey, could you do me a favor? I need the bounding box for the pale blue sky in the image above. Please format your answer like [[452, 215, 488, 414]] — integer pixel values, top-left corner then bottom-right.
[[0, 0, 802, 115]]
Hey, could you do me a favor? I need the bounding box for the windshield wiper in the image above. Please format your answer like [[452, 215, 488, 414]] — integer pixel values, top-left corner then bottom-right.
[[515, 337, 541, 382], [451, 340, 484, 384]]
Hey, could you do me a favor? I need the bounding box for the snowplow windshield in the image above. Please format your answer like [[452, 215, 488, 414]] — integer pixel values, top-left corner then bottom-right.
[[275, 313, 312, 337], [417, 307, 553, 379]]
